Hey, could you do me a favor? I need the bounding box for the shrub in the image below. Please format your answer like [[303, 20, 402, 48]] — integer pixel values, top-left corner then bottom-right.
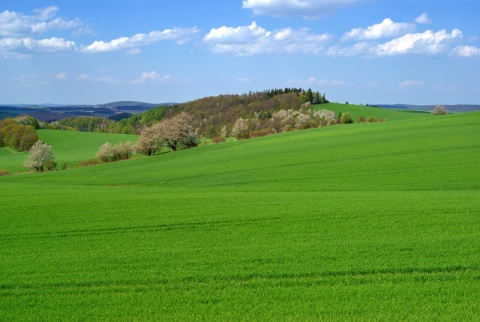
[[96, 142, 114, 162], [113, 141, 134, 161], [0, 170, 9, 176], [24, 140, 55, 172], [212, 136, 226, 144], [339, 112, 353, 124], [357, 116, 366, 123], [431, 105, 448, 116]]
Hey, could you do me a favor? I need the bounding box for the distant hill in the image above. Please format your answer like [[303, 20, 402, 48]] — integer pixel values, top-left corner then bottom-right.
[[0, 101, 175, 122], [376, 104, 480, 113]]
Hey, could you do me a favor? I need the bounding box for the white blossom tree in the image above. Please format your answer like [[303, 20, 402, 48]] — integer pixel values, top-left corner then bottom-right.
[[24, 140, 55, 172]]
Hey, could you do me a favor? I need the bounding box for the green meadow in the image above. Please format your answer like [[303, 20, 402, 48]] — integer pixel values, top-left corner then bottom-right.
[[1, 110, 479, 320], [0, 130, 138, 173]]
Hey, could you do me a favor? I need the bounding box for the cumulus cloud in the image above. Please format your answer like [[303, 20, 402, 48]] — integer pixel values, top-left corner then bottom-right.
[[131, 71, 173, 84], [342, 18, 415, 40], [81, 28, 199, 53], [203, 21, 332, 55], [415, 13, 432, 25], [0, 6, 81, 37], [451, 45, 480, 57], [372, 29, 463, 56], [242, 0, 361, 18], [0, 37, 76, 57]]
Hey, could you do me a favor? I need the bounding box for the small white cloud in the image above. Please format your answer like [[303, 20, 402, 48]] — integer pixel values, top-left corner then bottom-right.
[[56, 72, 67, 80], [296, 76, 354, 87], [372, 29, 463, 56], [204, 21, 332, 56], [342, 18, 415, 41], [451, 45, 480, 57], [76, 74, 120, 84], [131, 71, 173, 84], [81, 28, 200, 54], [400, 80, 425, 88], [237, 77, 251, 83], [242, 0, 362, 19], [415, 13, 432, 25]]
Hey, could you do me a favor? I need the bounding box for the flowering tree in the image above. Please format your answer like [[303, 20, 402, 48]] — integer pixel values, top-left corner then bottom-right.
[[154, 112, 199, 151], [136, 126, 164, 156], [431, 105, 448, 116], [231, 118, 250, 139], [24, 140, 55, 172]]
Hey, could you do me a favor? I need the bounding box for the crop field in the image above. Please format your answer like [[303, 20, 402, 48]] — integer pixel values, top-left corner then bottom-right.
[[0, 130, 138, 173], [1, 112, 479, 320], [320, 102, 431, 122]]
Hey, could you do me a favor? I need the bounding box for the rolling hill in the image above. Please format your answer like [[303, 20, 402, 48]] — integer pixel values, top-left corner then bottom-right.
[[0, 111, 479, 320]]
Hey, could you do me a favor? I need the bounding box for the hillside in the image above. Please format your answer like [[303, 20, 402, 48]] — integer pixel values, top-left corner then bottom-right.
[[1, 112, 479, 320], [0, 130, 138, 173]]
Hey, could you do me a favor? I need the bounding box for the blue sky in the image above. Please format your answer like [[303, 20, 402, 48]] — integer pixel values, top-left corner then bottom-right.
[[1, 0, 479, 105]]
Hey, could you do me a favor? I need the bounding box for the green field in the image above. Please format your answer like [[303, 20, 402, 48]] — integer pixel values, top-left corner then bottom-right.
[[319, 102, 431, 122], [0, 130, 138, 173], [1, 111, 479, 320]]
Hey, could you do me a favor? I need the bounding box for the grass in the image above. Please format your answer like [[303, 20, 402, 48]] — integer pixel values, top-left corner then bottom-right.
[[1, 112, 479, 320], [0, 130, 138, 173], [318, 102, 431, 122]]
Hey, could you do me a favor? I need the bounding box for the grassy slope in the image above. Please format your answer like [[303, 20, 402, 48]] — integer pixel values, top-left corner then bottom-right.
[[0, 130, 138, 173], [319, 102, 431, 122], [1, 112, 479, 320]]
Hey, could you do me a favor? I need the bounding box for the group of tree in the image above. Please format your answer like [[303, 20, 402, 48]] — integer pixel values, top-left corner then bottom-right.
[[0, 116, 39, 151], [135, 112, 199, 155], [229, 108, 345, 140], [40, 88, 328, 137]]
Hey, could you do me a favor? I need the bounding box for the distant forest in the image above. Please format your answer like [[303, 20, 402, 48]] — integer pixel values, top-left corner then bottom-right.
[[45, 88, 329, 138]]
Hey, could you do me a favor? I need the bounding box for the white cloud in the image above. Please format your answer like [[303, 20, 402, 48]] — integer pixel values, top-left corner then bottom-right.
[[342, 18, 415, 40], [296, 76, 354, 87], [76, 74, 120, 84], [0, 37, 76, 57], [242, 0, 361, 18], [0, 6, 81, 37], [237, 77, 251, 83], [451, 45, 480, 57], [203, 21, 332, 55], [56, 72, 67, 80], [81, 28, 199, 53], [372, 29, 463, 56], [400, 80, 425, 88], [131, 71, 173, 84], [415, 13, 432, 25]]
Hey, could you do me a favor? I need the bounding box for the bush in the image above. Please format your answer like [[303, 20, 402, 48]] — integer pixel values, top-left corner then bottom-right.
[[96, 142, 114, 162], [431, 105, 448, 116], [212, 136, 225, 144], [339, 112, 353, 124], [24, 140, 55, 172], [0, 170, 9, 176]]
